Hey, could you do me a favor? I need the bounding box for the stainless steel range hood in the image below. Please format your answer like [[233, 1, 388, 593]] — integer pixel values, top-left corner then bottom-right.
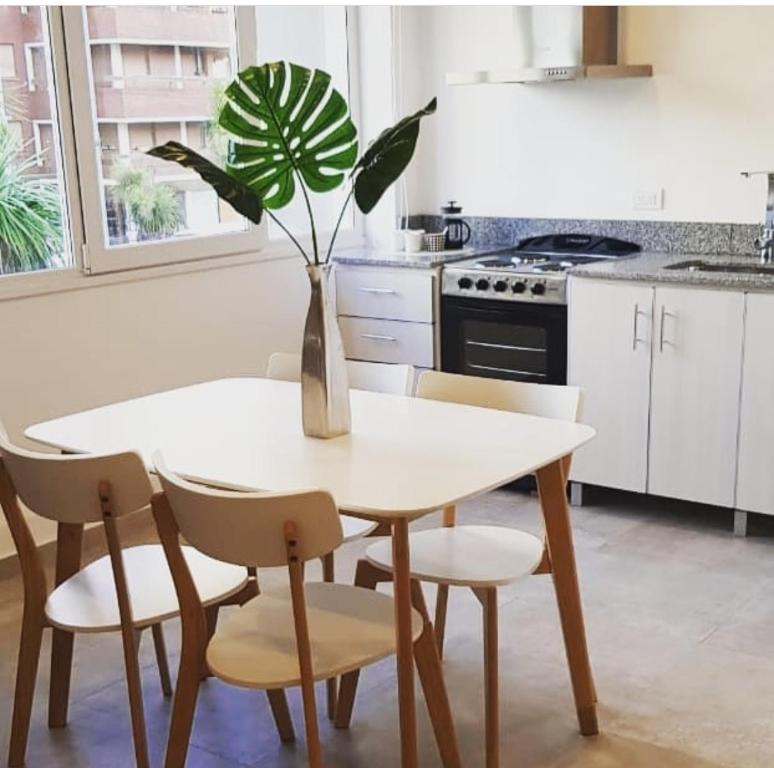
[[447, 7, 652, 86]]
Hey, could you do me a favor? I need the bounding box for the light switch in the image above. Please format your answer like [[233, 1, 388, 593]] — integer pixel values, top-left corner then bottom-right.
[[633, 188, 664, 211]]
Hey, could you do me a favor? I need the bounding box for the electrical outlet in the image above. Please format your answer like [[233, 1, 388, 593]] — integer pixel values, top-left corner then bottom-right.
[[633, 188, 664, 211]]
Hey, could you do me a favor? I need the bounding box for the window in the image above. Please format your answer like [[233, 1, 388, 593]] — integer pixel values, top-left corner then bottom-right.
[[0, 44, 15, 78], [0, 7, 70, 275], [64, 5, 260, 272], [255, 6, 357, 244], [0, 6, 362, 280]]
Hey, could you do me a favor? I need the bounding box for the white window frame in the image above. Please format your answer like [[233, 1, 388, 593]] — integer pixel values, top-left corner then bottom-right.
[[0, 5, 372, 297], [62, 5, 266, 275]]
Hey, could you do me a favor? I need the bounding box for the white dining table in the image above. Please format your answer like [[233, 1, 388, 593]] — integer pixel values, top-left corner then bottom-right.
[[26, 377, 598, 768]]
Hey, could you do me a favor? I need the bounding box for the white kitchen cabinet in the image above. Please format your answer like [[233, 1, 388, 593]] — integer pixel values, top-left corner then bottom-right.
[[736, 293, 774, 516], [568, 278, 654, 492], [335, 263, 440, 368], [339, 316, 435, 367], [648, 287, 744, 507]]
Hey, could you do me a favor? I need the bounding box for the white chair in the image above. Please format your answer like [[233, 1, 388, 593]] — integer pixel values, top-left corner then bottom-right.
[[0, 426, 250, 768], [352, 371, 583, 768], [152, 454, 437, 768]]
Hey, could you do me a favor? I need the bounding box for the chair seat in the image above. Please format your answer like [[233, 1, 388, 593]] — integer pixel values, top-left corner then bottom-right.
[[366, 525, 544, 587], [45, 544, 248, 633], [206, 582, 423, 689], [341, 513, 378, 542]]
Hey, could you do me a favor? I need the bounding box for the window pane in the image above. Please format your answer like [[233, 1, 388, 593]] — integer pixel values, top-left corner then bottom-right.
[[255, 6, 354, 240], [82, 6, 245, 247], [0, 6, 70, 274]]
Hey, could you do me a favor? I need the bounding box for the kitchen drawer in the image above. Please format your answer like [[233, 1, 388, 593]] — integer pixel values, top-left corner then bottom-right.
[[339, 317, 434, 367], [336, 266, 435, 322]]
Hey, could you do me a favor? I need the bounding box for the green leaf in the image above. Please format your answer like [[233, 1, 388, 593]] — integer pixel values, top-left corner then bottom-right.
[[353, 98, 437, 215], [218, 62, 358, 210], [147, 141, 263, 224]]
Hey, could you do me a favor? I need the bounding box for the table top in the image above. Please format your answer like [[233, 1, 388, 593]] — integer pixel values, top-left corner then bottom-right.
[[26, 378, 594, 519]]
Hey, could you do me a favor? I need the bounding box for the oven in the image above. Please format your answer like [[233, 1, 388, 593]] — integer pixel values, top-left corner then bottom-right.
[[441, 295, 568, 384]]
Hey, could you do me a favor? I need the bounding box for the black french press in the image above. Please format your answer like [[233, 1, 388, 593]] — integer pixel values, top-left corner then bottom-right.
[[441, 201, 472, 250]]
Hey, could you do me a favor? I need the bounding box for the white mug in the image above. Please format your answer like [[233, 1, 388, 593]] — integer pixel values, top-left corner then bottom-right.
[[404, 229, 425, 253]]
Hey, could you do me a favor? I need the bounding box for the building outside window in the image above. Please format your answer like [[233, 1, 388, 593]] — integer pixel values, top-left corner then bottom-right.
[[0, 6, 69, 275]]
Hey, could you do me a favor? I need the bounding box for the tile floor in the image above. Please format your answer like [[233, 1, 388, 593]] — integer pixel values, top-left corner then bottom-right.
[[2, 485, 773, 767]]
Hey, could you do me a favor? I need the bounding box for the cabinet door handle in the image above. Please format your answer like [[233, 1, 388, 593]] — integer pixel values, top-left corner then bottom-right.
[[659, 305, 675, 352], [358, 287, 396, 295], [632, 303, 646, 350], [361, 333, 397, 342]]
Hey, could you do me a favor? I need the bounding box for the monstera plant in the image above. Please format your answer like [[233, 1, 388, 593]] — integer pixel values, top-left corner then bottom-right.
[[149, 60, 436, 439], [148, 60, 436, 266]]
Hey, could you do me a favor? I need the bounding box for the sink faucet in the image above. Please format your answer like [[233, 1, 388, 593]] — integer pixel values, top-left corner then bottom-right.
[[741, 170, 774, 263]]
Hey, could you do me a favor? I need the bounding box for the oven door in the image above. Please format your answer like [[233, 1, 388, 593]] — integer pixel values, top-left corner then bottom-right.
[[441, 295, 567, 384]]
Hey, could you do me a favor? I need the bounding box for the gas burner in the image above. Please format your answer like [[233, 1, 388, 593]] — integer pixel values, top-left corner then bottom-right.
[[442, 234, 640, 305], [475, 257, 514, 268], [513, 255, 550, 265]]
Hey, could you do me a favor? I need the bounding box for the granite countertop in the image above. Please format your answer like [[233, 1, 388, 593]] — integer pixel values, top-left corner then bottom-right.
[[571, 251, 774, 291], [332, 246, 485, 269]]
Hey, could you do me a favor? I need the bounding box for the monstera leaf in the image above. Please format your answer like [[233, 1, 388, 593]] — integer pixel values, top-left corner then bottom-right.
[[219, 62, 358, 210], [353, 98, 437, 214], [147, 141, 263, 224]]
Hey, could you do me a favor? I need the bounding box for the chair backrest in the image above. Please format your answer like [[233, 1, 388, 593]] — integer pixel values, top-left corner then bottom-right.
[[416, 371, 582, 422], [0, 427, 152, 524], [154, 453, 343, 567], [266, 352, 414, 396]]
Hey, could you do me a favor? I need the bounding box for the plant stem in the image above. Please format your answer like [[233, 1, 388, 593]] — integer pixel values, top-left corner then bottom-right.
[[297, 177, 319, 265], [267, 210, 311, 265], [325, 187, 354, 264]]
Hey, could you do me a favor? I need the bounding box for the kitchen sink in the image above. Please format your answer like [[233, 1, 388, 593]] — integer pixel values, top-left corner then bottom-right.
[[664, 260, 774, 275]]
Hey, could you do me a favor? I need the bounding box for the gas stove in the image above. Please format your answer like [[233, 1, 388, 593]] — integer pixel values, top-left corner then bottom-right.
[[442, 234, 640, 304]]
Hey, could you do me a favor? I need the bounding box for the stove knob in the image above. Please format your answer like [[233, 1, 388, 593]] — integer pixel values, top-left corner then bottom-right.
[[512, 281, 527, 294], [531, 283, 546, 296], [457, 277, 473, 289], [475, 278, 490, 291], [493, 280, 508, 293]]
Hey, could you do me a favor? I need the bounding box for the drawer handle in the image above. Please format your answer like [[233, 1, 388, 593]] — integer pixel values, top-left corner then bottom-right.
[[358, 287, 396, 295], [361, 333, 398, 342]]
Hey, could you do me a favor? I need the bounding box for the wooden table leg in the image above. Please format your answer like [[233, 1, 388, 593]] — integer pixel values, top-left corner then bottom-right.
[[536, 459, 598, 736], [410, 580, 462, 768], [49, 521, 83, 728], [392, 518, 418, 768]]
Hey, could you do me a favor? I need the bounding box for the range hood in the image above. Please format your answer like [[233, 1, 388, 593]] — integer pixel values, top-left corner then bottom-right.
[[447, 7, 652, 85]]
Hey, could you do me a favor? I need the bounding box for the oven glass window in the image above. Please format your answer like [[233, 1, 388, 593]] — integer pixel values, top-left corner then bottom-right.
[[461, 319, 548, 380]]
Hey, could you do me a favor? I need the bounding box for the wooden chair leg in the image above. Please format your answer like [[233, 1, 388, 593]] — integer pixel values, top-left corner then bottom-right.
[[335, 558, 391, 729], [266, 689, 296, 743], [434, 584, 450, 659], [48, 521, 83, 728], [165, 652, 202, 768], [121, 624, 150, 768], [48, 629, 75, 728], [411, 580, 462, 768], [8, 611, 44, 767], [434, 505, 456, 660], [474, 587, 499, 768], [152, 622, 173, 698], [321, 551, 337, 720], [200, 605, 219, 681]]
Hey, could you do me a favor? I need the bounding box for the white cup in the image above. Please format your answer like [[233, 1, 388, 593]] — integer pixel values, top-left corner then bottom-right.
[[404, 229, 425, 253]]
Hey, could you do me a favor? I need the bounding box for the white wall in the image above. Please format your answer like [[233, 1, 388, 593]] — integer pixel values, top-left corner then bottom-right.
[[400, 6, 774, 224], [0, 256, 308, 557]]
